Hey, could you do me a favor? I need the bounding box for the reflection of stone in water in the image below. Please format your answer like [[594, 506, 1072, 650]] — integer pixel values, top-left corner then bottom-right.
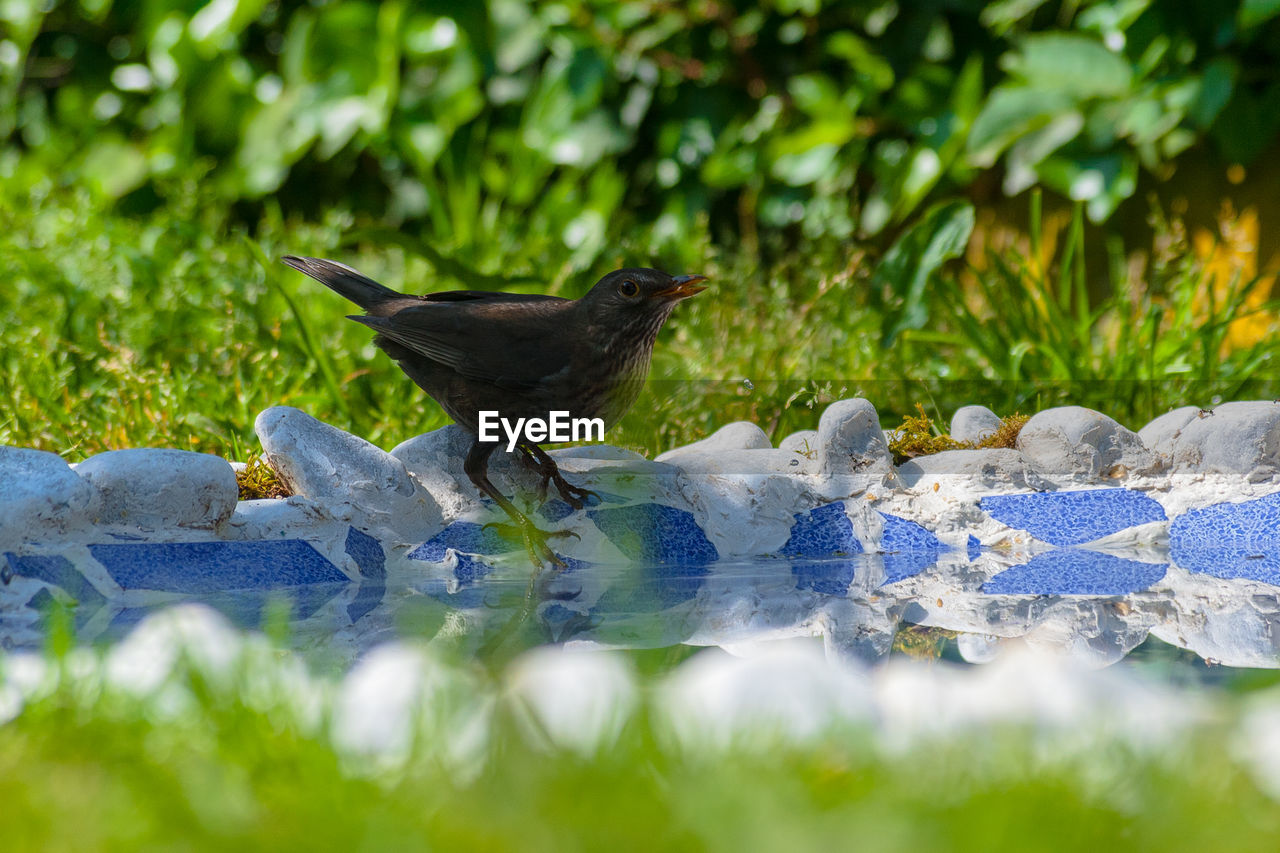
[[982, 549, 1167, 595], [980, 488, 1167, 546], [791, 559, 859, 595]]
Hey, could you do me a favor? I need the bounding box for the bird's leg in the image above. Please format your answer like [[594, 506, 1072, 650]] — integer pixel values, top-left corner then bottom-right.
[[518, 443, 600, 511], [464, 440, 577, 568]]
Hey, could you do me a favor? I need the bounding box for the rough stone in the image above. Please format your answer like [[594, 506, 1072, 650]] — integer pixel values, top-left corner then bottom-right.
[[656, 421, 771, 463], [390, 425, 484, 519], [1138, 406, 1200, 456], [896, 448, 1030, 490], [257, 407, 442, 540], [0, 447, 97, 543], [76, 448, 237, 529], [951, 405, 1003, 444], [1016, 406, 1153, 481], [815, 398, 892, 481], [221, 496, 344, 542], [778, 430, 819, 456], [1160, 401, 1280, 481]]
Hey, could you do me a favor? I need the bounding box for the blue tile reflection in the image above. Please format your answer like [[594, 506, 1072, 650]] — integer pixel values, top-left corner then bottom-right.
[[879, 513, 948, 584], [983, 549, 1167, 595]]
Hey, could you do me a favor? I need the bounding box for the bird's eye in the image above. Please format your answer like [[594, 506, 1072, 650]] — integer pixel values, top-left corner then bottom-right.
[[618, 279, 639, 297]]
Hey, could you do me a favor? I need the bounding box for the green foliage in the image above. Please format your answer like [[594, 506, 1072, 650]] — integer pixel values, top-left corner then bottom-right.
[[2, 178, 1277, 460], [7, 0, 1280, 277], [3, 637, 1280, 850]]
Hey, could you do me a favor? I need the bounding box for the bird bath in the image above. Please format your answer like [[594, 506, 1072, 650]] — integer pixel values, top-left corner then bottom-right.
[[7, 397, 1280, 682]]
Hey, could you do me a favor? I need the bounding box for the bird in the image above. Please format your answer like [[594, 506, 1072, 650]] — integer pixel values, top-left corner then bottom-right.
[[281, 255, 707, 566]]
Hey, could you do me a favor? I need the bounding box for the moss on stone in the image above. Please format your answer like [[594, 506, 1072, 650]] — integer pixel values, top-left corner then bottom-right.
[[888, 404, 1029, 464], [236, 453, 291, 500]]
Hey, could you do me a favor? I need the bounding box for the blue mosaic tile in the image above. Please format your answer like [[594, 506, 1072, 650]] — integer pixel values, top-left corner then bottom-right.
[[982, 549, 1167, 596], [588, 503, 719, 565], [1170, 492, 1280, 549], [879, 513, 949, 584], [537, 490, 623, 522], [454, 552, 495, 584], [980, 489, 1167, 546], [1174, 547, 1280, 586], [5, 553, 106, 608], [408, 521, 514, 561], [25, 587, 57, 612], [792, 558, 861, 595], [538, 499, 577, 522], [1169, 493, 1280, 586], [344, 527, 386, 623], [88, 541, 348, 593], [780, 502, 862, 558], [967, 535, 982, 562]]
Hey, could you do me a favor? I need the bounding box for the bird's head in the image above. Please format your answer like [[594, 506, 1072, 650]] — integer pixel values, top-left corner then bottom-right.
[[579, 268, 708, 340]]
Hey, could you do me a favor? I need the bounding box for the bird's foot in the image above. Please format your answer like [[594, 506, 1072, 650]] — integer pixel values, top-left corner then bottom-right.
[[548, 477, 600, 511], [482, 518, 581, 569]]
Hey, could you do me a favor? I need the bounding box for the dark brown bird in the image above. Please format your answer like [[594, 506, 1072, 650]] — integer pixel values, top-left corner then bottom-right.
[[281, 256, 707, 565]]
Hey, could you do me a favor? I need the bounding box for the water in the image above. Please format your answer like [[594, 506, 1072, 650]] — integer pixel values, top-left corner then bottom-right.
[[8, 544, 1280, 687]]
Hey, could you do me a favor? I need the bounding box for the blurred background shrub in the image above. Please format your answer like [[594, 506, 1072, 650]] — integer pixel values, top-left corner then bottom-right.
[[6, 0, 1280, 273]]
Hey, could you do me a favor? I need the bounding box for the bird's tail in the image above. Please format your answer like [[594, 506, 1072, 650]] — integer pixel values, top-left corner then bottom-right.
[[281, 256, 404, 311]]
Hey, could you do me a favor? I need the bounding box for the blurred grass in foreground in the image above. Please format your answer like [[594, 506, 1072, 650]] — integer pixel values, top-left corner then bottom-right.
[[1, 181, 1277, 461], [1, 619, 1278, 852]]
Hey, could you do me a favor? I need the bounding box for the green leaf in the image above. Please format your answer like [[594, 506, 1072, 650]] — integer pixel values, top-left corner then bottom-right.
[[967, 86, 1075, 167], [1240, 0, 1280, 29], [874, 200, 975, 345], [1001, 34, 1133, 99], [79, 138, 148, 198], [1189, 58, 1237, 129]]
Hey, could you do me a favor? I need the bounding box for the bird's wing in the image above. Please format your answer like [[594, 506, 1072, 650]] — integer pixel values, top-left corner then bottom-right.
[[351, 297, 576, 390]]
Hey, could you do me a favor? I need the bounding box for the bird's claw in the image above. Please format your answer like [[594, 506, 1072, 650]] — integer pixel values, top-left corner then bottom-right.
[[481, 519, 580, 569], [555, 481, 600, 511]]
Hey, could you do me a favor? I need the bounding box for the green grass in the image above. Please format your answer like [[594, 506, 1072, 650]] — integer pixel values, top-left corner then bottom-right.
[[3, 636, 1280, 852], [4, 181, 1278, 463]]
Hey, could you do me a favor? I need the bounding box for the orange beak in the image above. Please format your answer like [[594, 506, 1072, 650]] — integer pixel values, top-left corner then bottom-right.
[[657, 274, 709, 300]]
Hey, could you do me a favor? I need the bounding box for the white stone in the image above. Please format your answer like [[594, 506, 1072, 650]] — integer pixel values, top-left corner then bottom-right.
[[670, 449, 811, 557], [0, 447, 97, 543], [1137, 406, 1199, 456], [656, 644, 873, 749], [778, 429, 818, 456], [505, 648, 637, 756], [895, 448, 1030, 490], [1016, 406, 1153, 481], [951, 405, 1003, 444], [1160, 401, 1280, 481], [75, 448, 237, 529], [656, 421, 771, 462], [221, 496, 343, 541], [816, 398, 892, 480], [257, 406, 442, 541]]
